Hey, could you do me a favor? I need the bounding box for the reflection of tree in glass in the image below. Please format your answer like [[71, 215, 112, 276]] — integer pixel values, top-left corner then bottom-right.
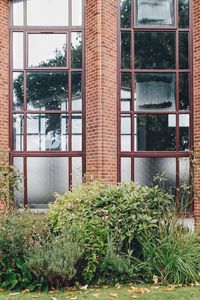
[[13, 40, 82, 149], [71, 33, 82, 68], [179, 0, 189, 28], [137, 115, 176, 151], [121, 0, 131, 28]]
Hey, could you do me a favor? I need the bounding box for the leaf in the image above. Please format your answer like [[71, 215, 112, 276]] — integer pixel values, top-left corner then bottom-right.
[[163, 287, 175, 291], [9, 293, 20, 297], [153, 275, 158, 285], [110, 294, 118, 297], [92, 294, 100, 298], [22, 289, 30, 294], [130, 297, 137, 299], [51, 297, 57, 300]]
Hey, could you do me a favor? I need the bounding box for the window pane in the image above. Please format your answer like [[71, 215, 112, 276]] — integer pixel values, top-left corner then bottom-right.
[[27, 72, 68, 111], [121, 114, 131, 151], [13, 32, 24, 69], [136, 0, 174, 26], [27, 157, 69, 209], [27, 0, 68, 26], [72, 0, 82, 26], [121, 73, 132, 111], [121, 0, 131, 28], [179, 157, 191, 212], [135, 32, 175, 69], [72, 72, 82, 110], [28, 34, 67, 68], [121, 32, 131, 69], [13, 114, 24, 151], [179, 0, 189, 28], [135, 73, 176, 111], [13, 0, 23, 26], [13, 72, 24, 110], [134, 157, 176, 193], [179, 73, 189, 110], [121, 157, 132, 182], [72, 114, 82, 151], [72, 157, 82, 186], [27, 114, 68, 151], [179, 157, 189, 185], [179, 32, 189, 69], [135, 114, 176, 151], [179, 114, 189, 151], [13, 157, 24, 208], [71, 32, 82, 69]]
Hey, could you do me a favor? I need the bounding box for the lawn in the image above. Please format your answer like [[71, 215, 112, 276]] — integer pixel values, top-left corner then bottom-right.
[[1, 286, 200, 300]]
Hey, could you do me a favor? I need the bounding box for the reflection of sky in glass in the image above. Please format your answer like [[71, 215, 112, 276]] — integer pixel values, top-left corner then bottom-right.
[[13, 32, 23, 69], [72, 0, 82, 25], [72, 157, 82, 186], [28, 34, 66, 67], [27, 0, 68, 26], [13, 0, 23, 26]]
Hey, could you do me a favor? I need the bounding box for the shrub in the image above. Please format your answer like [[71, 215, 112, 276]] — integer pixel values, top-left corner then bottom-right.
[[48, 181, 174, 283], [135, 222, 200, 285], [0, 152, 22, 212], [26, 229, 83, 289], [0, 211, 48, 290]]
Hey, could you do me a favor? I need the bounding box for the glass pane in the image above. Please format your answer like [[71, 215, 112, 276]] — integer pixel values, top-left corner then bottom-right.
[[179, 157, 190, 212], [179, 114, 189, 151], [134, 157, 176, 193], [27, 0, 68, 26], [121, 157, 132, 182], [27, 157, 69, 209], [13, 0, 23, 26], [13, 157, 24, 208], [179, 73, 189, 110], [71, 32, 82, 68], [27, 114, 68, 151], [121, 0, 131, 28], [13, 32, 24, 69], [121, 32, 131, 69], [28, 34, 67, 68], [72, 157, 82, 186], [179, 32, 189, 69], [27, 72, 68, 111], [135, 73, 176, 111], [72, 0, 82, 26], [72, 114, 82, 151], [137, 0, 174, 26], [135, 32, 175, 69], [72, 72, 82, 110], [13, 72, 24, 110], [179, 0, 189, 28], [13, 114, 24, 151], [135, 114, 176, 151], [121, 73, 132, 111], [121, 114, 131, 151]]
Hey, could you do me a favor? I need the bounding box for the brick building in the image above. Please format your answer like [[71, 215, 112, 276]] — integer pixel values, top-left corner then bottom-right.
[[0, 0, 198, 224]]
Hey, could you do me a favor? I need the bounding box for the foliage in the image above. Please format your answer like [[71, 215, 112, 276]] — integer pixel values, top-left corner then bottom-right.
[[48, 181, 174, 283], [0, 152, 22, 212], [0, 211, 48, 290], [26, 229, 83, 289], [134, 222, 200, 285]]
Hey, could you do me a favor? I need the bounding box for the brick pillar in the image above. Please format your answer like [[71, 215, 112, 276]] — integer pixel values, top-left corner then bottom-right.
[[0, 0, 9, 151], [193, 0, 200, 226], [85, 0, 118, 183]]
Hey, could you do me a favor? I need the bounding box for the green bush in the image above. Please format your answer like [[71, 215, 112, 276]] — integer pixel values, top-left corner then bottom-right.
[[26, 229, 83, 289], [0, 211, 48, 290], [48, 181, 174, 283], [135, 223, 200, 285]]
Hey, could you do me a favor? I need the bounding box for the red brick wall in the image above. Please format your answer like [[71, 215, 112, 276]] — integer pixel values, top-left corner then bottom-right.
[[193, 0, 200, 225], [0, 0, 9, 151], [85, 0, 118, 183]]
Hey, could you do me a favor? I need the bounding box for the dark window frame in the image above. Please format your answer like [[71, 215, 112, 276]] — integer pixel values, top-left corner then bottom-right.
[[9, 0, 85, 207], [118, 0, 193, 215]]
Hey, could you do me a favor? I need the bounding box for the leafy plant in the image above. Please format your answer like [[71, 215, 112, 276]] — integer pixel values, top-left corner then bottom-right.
[[26, 229, 83, 289]]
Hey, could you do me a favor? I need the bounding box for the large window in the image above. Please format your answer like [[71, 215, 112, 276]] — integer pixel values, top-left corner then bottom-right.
[[11, 0, 84, 209], [120, 0, 192, 212]]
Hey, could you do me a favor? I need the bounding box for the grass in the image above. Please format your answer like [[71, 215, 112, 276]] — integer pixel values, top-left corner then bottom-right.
[[1, 285, 200, 300]]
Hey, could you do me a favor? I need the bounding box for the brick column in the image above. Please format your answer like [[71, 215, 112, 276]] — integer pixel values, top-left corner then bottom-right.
[[193, 0, 200, 226], [85, 0, 118, 183], [0, 0, 9, 151]]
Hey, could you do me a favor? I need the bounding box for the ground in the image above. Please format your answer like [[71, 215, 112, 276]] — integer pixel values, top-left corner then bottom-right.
[[1, 286, 200, 300]]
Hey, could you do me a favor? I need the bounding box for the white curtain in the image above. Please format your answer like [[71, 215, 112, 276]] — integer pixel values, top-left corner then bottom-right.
[[137, 0, 173, 25], [136, 80, 175, 108]]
